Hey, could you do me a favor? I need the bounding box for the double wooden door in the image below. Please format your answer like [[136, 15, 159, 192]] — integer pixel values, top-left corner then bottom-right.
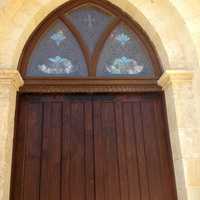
[[11, 93, 177, 200]]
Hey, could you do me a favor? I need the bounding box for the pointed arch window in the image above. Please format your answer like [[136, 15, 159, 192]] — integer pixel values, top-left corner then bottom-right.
[[27, 20, 88, 77], [19, 0, 162, 92], [96, 23, 154, 77]]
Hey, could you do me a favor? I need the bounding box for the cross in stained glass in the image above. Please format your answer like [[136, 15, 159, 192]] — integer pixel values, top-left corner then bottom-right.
[[83, 14, 95, 28]]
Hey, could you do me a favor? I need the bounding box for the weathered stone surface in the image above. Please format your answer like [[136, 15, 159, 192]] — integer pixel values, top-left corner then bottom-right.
[[159, 70, 200, 200], [0, 69, 23, 200], [0, 1, 200, 200]]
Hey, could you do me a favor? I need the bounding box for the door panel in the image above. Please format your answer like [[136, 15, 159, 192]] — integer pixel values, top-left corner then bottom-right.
[[23, 102, 43, 200], [40, 102, 62, 200], [11, 93, 177, 200], [93, 101, 121, 200], [141, 101, 163, 200]]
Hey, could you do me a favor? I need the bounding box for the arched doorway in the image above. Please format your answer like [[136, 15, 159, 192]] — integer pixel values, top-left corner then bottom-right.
[[11, 0, 177, 200]]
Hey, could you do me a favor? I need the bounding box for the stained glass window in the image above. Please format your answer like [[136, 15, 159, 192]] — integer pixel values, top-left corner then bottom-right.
[[65, 5, 115, 54], [26, 20, 88, 77], [25, 4, 158, 79], [96, 23, 154, 77]]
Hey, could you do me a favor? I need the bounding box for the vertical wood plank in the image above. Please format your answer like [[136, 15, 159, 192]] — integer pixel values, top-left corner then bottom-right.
[[84, 101, 95, 200], [62, 98, 94, 200], [141, 100, 163, 200], [70, 102, 85, 200], [93, 100, 105, 200], [114, 102, 129, 200], [23, 102, 43, 200], [122, 102, 141, 200], [11, 99, 27, 200], [40, 102, 62, 200], [154, 98, 177, 200], [101, 102, 121, 200], [62, 100, 71, 200], [132, 102, 150, 200]]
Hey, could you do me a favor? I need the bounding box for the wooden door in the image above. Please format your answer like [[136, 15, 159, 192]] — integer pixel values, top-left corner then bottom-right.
[[11, 93, 177, 200]]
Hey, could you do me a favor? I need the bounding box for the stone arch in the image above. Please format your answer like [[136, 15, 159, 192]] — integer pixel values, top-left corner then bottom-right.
[[0, 1, 199, 200], [0, 0, 198, 72]]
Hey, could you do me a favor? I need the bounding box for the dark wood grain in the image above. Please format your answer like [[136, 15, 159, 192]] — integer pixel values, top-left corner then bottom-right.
[[23, 103, 43, 200], [93, 100, 105, 200], [123, 102, 141, 200], [40, 102, 62, 200], [11, 99, 27, 200], [70, 102, 85, 200], [101, 102, 120, 200], [61, 101, 71, 200], [114, 102, 129, 200], [132, 102, 150, 200], [11, 93, 177, 200], [141, 100, 163, 200], [84, 102, 95, 200], [154, 97, 178, 200]]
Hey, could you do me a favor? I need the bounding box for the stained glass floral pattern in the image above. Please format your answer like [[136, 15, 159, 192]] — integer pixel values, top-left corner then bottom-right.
[[38, 56, 78, 74], [50, 30, 66, 46], [115, 33, 130, 46], [26, 20, 88, 77], [106, 56, 144, 75], [97, 23, 154, 77], [26, 6, 156, 78]]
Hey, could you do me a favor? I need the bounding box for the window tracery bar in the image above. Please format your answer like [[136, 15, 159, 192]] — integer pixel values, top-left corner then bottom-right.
[[19, 0, 162, 93]]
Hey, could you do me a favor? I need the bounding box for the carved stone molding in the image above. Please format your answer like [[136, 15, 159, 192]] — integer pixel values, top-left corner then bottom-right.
[[0, 69, 24, 90], [158, 70, 194, 90]]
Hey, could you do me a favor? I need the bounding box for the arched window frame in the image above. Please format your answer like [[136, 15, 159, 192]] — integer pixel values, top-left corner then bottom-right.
[[18, 0, 163, 93]]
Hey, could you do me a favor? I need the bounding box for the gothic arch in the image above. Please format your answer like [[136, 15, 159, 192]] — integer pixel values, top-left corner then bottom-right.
[[0, 0, 198, 71], [0, 1, 199, 200], [16, 0, 165, 93]]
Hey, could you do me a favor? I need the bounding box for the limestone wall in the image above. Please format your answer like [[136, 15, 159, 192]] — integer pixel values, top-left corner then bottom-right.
[[0, 70, 23, 200], [0, 0, 199, 200]]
